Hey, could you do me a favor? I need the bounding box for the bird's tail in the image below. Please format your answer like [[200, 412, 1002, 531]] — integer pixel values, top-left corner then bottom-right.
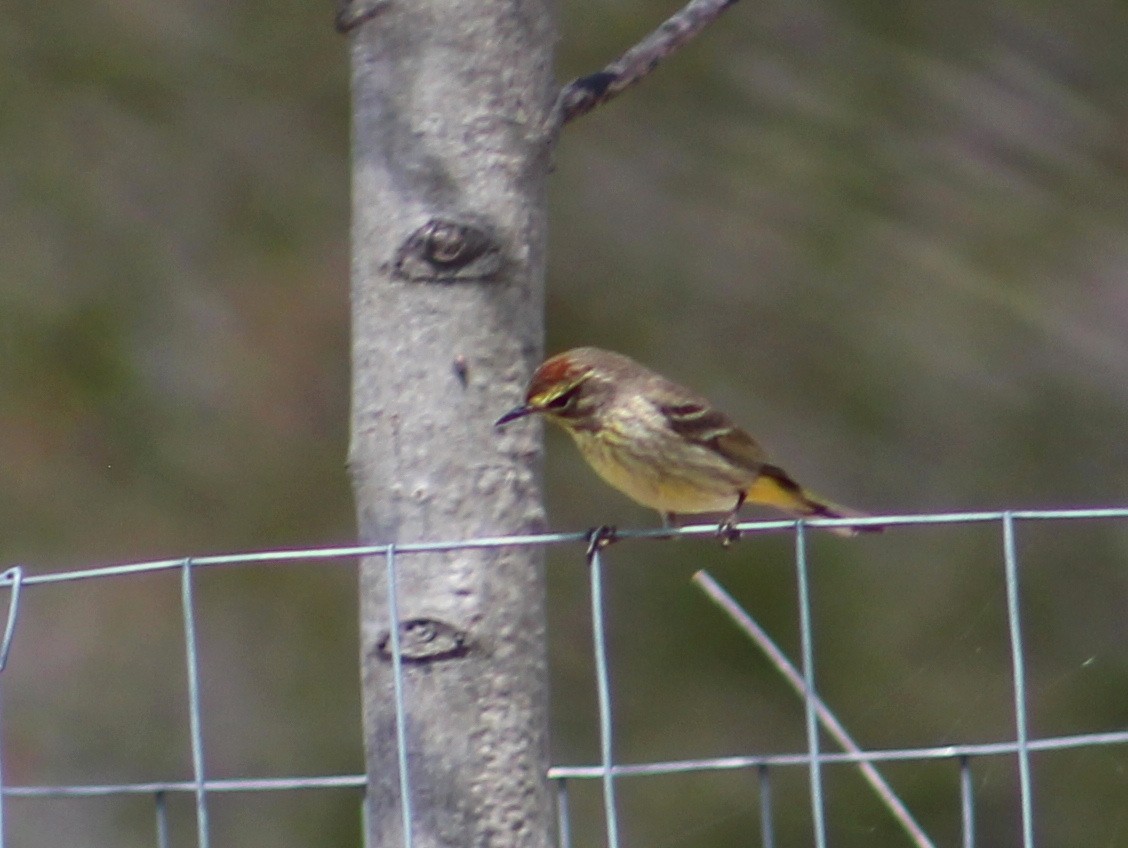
[[750, 465, 882, 537]]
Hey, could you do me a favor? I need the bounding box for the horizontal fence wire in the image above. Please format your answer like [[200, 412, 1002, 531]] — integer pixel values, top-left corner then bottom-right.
[[10, 508, 1128, 586], [0, 507, 1125, 848]]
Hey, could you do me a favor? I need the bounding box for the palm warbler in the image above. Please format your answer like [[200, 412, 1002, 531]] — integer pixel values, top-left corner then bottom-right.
[[495, 347, 878, 537]]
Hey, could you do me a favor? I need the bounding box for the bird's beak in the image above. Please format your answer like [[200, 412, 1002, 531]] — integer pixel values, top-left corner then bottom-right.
[[494, 404, 536, 428]]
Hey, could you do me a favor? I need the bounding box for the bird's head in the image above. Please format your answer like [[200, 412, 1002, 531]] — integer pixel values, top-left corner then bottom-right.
[[494, 348, 614, 432]]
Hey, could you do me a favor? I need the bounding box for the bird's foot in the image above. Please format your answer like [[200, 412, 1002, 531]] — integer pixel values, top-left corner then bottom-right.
[[716, 516, 741, 547], [585, 525, 619, 558], [716, 492, 746, 547]]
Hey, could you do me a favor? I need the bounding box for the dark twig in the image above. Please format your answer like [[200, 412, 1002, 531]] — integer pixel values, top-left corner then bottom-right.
[[555, 0, 740, 126]]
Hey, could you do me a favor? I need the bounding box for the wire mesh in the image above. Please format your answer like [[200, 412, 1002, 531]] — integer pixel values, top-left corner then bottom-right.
[[0, 507, 1126, 846]]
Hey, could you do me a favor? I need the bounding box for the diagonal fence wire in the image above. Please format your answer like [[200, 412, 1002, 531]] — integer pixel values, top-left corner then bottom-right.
[[693, 569, 937, 848], [0, 508, 1125, 846]]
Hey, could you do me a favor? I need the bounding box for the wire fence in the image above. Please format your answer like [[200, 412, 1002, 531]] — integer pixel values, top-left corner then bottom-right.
[[1, 507, 1127, 847]]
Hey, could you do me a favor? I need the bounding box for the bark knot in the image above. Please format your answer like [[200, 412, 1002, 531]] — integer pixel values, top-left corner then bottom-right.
[[393, 218, 502, 282], [376, 617, 472, 664]]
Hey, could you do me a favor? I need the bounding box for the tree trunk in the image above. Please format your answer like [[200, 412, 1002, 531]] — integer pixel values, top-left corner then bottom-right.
[[346, 1, 557, 846]]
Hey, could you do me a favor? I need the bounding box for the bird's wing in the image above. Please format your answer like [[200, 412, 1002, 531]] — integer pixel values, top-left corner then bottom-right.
[[658, 400, 769, 472]]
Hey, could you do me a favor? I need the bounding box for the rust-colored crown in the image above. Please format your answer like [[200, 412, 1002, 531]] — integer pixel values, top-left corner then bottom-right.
[[525, 349, 594, 401]]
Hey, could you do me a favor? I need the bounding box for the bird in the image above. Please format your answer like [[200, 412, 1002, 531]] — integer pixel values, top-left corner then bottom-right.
[[495, 347, 879, 539]]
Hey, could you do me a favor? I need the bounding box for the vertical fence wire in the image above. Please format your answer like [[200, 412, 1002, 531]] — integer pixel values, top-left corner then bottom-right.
[[384, 544, 416, 848], [693, 570, 935, 848], [588, 539, 621, 848], [154, 791, 170, 848], [794, 524, 828, 848], [555, 779, 573, 848], [1001, 514, 1035, 848], [180, 558, 210, 848], [959, 757, 974, 848], [0, 676, 5, 848], [1, 509, 1126, 844], [0, 568, 22, 675], [758, 764, 774, 848], [360, 788, 372, 848], [0, 565, 24, 848]]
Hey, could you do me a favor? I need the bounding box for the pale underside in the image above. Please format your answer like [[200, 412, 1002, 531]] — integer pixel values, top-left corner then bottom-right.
[[564, 394, 764, 515]]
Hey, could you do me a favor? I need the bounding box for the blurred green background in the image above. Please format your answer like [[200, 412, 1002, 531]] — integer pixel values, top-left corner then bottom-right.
[[3, 0, 1128, 845]]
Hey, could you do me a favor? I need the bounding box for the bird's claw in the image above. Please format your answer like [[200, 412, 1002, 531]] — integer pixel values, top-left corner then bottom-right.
[[717, 517, 741, 547], [586, 525, 619, 558]]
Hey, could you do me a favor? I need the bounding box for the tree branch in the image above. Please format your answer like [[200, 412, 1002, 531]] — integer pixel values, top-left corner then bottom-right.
[[556, 0, 739, 126]]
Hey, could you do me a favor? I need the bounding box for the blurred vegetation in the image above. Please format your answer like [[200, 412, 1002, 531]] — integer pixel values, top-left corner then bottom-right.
[[3, 0, 1128, 845]]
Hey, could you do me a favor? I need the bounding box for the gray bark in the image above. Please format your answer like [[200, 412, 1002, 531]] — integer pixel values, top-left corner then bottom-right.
[[346, 1, 557, 846]]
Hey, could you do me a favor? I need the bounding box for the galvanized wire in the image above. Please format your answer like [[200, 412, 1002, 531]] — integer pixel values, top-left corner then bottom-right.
[[17, 508, 1128, 586], [0, 665, 6, 848], [757, 765, 774, 848], [384, 544, 416, 848], [794, 523, 828, 848], [180, 559, 210, 848], [547, 724, 1128, 776], [155, 791, 170, 848], [1001, 514, 1035, 848], [0, 567, 21, 848], [587, 536, 623, 848], [555, 780, 573, 848], [694, 570, 936, 848], [959, 757, 974, 848], [0, 507, 1125, 846]]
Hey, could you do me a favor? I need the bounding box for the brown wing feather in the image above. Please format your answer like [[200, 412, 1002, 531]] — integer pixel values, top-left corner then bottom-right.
[[659, 401, 768, 473]]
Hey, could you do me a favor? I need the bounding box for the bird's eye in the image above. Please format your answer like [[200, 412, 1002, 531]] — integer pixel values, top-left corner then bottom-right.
[[544, 387, 578, 412]]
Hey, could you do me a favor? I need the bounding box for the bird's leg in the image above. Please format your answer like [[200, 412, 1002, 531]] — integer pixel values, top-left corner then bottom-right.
[[660, 512, 684, 541], [717, 491, 747, 546], [585, 524, 619, 558]]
